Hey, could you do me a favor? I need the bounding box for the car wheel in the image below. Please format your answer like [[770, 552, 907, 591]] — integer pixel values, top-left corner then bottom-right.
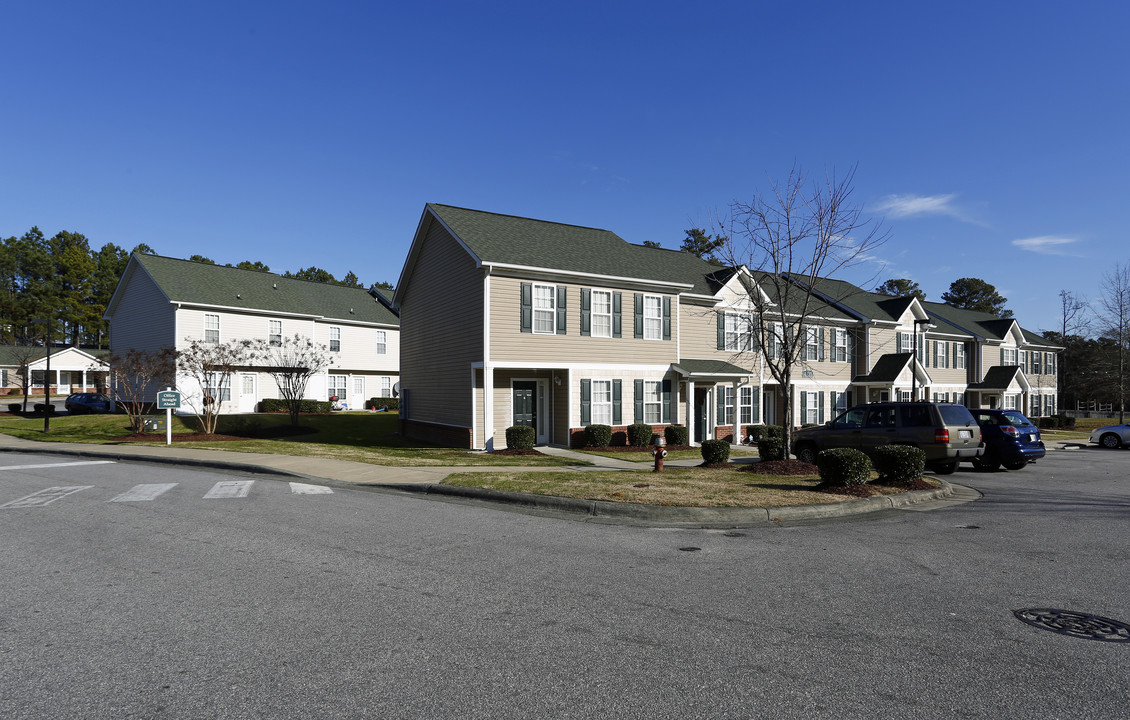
[[794, 444, 818, 464], [972, 454, 1001, 472], [1002, 459, 1028, 471], [930, 460, 959, 475], [1100, 433, 1123, 449]]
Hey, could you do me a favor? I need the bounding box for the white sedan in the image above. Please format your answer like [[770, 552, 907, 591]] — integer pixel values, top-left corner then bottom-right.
[[1089, 422, 1130, 449]]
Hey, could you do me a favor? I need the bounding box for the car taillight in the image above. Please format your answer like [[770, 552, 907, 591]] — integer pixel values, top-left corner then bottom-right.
[[935, 429, 949, 443], [1001, 425, 1019, 438]]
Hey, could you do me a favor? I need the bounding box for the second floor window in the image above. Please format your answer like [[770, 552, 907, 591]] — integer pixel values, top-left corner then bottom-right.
[[376, 330, 386, 354], [954, 343, 966, 370], [204, 314, 220, 344], [935, 340, 948, 368], [533, 284, 556, 334], [805, 328, 820, 362], [269, 320, 282, 347], [832, 329, 849, 362], [591, 291, 612, 338], [330, 327, 341, 352], [1031, 352, 1042, 374], [724, 313, 753, 352], [1002, 348, 1018, 366], [643, 295, 662, 340]]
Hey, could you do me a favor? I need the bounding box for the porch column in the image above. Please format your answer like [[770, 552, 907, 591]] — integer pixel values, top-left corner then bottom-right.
[[685, 380, 695, 445], [732, 380, 740, 442], [483, 365, 495, 451], [82, 370, 87, 392]]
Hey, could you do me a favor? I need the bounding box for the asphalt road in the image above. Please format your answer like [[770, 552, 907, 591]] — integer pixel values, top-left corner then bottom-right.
[[1, 448, 1127, 719]]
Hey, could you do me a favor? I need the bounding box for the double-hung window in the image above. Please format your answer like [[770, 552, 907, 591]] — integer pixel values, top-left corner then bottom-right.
[[328, 375, 347, 400], [935, 340, 948, 368], [719, 386, 735, 425], [269, 320, 282, 347], [805, 328, 820, 362], [803, 392, 819, 424], [642, 381, 662, 424], [204, 314, 220, 344], [954, 343, 966, 370], [643, 295, 662, 340], [1018, 350, 1028, 369], [1031, 395, 1042, 417], [1004, 394, 1018, 410], [1002, 348, 1018, 366], [724, 313, 752, 352], [1031, 352, 1042, 375], [591, 291, 612, 338], [205, 373, 231, 402], [380, 376, 392, 398], [533, 284, 556, 334], [376, 330, 387, 355], [591, 380, 613, 425], [739, 386, 753, 425], [329, 327, 341, 352], [832, 329, 849, 362]]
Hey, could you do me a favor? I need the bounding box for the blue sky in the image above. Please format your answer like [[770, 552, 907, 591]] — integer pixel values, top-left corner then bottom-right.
[[3, 0, 1126, 335]]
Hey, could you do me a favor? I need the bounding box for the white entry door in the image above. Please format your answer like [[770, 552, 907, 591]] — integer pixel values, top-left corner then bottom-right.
[[238, 373, 257, 413]]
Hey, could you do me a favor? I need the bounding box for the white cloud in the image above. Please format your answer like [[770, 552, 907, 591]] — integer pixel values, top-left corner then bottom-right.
[[1011, 235, 1082, 256], [874, 193, 959, 218]]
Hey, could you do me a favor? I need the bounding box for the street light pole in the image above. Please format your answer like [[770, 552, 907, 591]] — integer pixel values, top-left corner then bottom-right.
[[43, 322, 52, 433]]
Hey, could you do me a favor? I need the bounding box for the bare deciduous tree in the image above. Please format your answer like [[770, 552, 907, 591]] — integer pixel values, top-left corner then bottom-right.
[[177, 339, 258, 434], [718, 165, 888, 454], [1098, 263, 1130, 423], [255, 334, 332, 426], [107, 347, 178, 432]]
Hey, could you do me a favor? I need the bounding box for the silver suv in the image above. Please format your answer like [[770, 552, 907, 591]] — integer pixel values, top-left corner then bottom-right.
[[790, 402, 984, 475]]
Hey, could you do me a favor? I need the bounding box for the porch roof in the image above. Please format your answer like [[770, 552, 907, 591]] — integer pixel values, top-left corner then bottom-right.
[[672, 358, 751, 378], [968, 365, 1028, 392]]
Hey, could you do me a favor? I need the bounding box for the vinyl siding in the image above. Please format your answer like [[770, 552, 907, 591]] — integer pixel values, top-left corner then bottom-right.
[[399, 220, 484, 428], [108, 268, 177, 353], [488, 276, 676, 364], [680, 300, 753, 363]]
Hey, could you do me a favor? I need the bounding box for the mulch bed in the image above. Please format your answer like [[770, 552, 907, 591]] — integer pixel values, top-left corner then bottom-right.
[[740, 459, 819, 476]]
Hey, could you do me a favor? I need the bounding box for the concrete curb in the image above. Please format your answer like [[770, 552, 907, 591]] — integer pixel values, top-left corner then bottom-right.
[[367, 479, 955, 528], [0, 444, 302, 478]]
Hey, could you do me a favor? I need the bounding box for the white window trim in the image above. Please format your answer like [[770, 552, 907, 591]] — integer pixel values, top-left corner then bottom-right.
[[643, 294, 663, 341], [204, 314, 220, 344], [375, 330, 387, 355], [533, 284, 557, 335], [591, 379, 613, 425], [739, 386, 753, 425], [833, 329, 848, 362], [591, 290, 612, 339], [269, 319, 282, 347], [642, 380, 662, 424]]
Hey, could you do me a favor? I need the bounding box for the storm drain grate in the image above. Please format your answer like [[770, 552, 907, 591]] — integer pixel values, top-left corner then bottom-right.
[[1013, 609, 1130, 643]]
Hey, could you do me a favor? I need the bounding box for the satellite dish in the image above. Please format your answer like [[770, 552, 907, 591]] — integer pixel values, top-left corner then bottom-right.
[[392, 381, 400, 398]]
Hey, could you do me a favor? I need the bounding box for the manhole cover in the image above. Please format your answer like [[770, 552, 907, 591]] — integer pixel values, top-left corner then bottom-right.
[[722, 531, 745, 538], [1013, 608, 1130, 643], [679, 547, 701, 552]]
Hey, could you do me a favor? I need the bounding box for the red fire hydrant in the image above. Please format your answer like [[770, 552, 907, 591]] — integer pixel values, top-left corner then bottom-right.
[[652, 434, 667, 472]]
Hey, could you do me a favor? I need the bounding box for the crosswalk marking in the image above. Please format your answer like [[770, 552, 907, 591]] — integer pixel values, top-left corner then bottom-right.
[[109, 483, 178, 502], [0, 461, 116, 471], [289, 482, 333, 495], [203, 480, 254, 499], [1, 486, 94, 509]]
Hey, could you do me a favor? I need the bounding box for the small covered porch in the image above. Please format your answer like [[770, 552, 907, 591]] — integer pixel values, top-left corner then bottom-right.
[[967, 366, 1031, 412], [673, 359, 757, 445], [852, 352, 932, 403], [21, 347, 110, 395]]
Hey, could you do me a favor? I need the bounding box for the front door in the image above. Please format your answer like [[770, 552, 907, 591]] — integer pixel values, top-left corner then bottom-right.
[[238, 373, 257, 413], [694, 388, 709, 443], [513, 381, 537, 435]]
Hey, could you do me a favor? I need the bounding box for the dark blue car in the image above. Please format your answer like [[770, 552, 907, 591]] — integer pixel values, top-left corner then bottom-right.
[[65, 392, 112, 414], [968, 409, 1045, 471]]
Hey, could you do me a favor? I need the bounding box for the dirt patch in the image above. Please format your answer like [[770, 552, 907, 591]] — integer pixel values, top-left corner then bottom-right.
[[739, 459, 819, 476]]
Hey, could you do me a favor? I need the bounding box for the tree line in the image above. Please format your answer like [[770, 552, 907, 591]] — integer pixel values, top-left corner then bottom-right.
[[1, 228, 393, 349]]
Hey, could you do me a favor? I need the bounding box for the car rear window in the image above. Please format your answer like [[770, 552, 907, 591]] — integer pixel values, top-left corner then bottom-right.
[[1002, 411, 1031, 426], [938, 405, 977, 426]]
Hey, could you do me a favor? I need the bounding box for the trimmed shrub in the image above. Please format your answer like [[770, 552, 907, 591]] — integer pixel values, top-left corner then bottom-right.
[[758, 435, 784, 461], [259, 398, 333, 414], [664, 424, 689, 446], [627, 423, 653, 447], [505, 424, 536, 450], [8, 403, 21, 414], [816, 447, 872, 486], [872, 445, 926, 483], [367, 397, 400, 411], [1053, 414, 1075, 428], [33, 403, 55, 415], [584, 424, 613, 448], [701, 439, 731, 465]]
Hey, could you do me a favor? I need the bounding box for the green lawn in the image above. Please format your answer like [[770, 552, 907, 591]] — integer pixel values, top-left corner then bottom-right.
[[570, 447, 726, 462], [0, 411, 582, 467]]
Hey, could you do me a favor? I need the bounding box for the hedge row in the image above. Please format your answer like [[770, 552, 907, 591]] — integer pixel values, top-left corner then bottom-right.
[[259, 398, 333, 413]]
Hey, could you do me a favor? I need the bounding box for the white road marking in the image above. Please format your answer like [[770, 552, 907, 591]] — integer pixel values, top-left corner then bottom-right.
[[289, 482, 333, 495], [109, 483, 178, 502], [203, 480, 254, 499], [1, 486, 94, 509], [0, 461, 116, 471]]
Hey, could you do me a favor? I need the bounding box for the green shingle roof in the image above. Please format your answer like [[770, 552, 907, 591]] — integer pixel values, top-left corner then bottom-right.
[[131, 254, 399, 326]]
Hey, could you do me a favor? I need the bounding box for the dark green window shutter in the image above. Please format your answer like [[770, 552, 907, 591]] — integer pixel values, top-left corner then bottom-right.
[[717, 312, 726, 350], [819, 328, 826, 362], [580, 289, 591, 337], [520, 283, 532, 333], [580, 379, 591, 426], [717, 388, 726, 426], [800, 391, 807, 423], [662, 297, 671, 341], [556, 286, 567, 334], [818, 392, 825, 424], [1000, 348, 1004, 365], [612, 292, 622, 338], [633, 379, 644, 423], [612, 379, 622, 425], [633, 294, 643, 339], [662, 379, 671, 424], [751, 386, 760, 423], [896, 333, 903, 354], [846, 390, 853, 407]]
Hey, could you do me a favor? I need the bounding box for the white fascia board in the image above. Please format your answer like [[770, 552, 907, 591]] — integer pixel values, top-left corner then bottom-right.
[[471, 360, 673, 372], [724, 266, 774, 306], [484, 262, 693, 292], [393, 206, 483, 309]]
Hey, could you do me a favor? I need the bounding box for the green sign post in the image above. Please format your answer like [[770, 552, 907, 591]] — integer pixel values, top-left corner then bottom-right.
[[157, 389, 181, 445]]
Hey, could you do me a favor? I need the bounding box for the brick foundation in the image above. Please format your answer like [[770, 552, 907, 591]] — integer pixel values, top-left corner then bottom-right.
[[402, 419, 473, 448]]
